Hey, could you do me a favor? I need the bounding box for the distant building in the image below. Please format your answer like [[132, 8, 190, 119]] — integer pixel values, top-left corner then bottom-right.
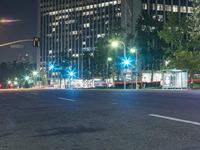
[[16, 52, 33, 64]]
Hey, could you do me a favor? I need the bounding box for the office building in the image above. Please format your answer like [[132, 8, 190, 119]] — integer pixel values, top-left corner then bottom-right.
[[40, 0, 142, 78]]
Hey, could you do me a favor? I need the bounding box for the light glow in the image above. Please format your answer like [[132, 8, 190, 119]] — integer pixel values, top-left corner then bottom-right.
[[69, 72, 74, 77], [0, 19, 21, 24], [49, 65, 54, 70], [32, 71, 38, 76], [111, 41, 119, 48], [25, 76, 30, 81], [107, 57, 112, 61], [130, 48, 136, 53], [122, 57, 132, 67], [67, 69, 76, 78], [14, 81, 18, 85]]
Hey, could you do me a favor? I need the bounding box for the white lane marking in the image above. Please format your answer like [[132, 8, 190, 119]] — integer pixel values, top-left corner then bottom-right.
[[31, 93, 39, 95], [112, 103, 118, 105], [58, 97, 76, 102], [149, 114, 200, 126]]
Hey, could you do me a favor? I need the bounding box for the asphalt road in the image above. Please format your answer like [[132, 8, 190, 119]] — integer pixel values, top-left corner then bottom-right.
[[0, 89, 200, 150]]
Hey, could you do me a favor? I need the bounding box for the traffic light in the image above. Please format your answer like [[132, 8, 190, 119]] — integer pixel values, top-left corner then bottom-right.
[[33, 37, 40, 47]]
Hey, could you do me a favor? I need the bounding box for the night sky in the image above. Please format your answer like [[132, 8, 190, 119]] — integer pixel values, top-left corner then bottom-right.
[[0, 0, 38, 63]]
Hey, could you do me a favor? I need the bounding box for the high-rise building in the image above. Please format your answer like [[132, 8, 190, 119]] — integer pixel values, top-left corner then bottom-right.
[[40, 0, 141, 78]]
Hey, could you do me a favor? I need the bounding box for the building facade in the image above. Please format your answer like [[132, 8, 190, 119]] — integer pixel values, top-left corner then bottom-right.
[[142, 0, 194, 21], [40, 0, 141, 79]]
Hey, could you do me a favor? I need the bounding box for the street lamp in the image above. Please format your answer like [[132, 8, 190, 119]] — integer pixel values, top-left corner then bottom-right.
[[25, 76, 30, 81], [67, 70, 75, 88], [14, 81, 18, 86], [7, 80, 12, 85], [32, 71, 38, 76], [111, 40, 127, 89], [123, 58, 131, 67], [111, 41, 120, 48], [107, 57, 112, 62], [24, 76, 30, 88], [130, 48, 138, 89], [111, 40, 126, 58], [130, 48, 136, 54], [49, 64, 54, 71], [69, 71, 75, 78]]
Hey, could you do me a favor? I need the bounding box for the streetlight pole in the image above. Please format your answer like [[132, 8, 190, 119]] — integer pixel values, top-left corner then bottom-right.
[[68, 71, 75, 89], [135, 50, 138, 90], [130, 48, 138, 90], [121, 42, 127, 90], [120, 42, 127, 58], [111, 41, 127, 90]]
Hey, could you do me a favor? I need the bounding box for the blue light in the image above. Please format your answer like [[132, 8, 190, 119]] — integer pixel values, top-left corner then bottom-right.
[[69, 71, 74, 77], [67, 69, 76, 78], [124, 59, 130, 65], [49, 64, 54, 70], [122, 57, 132, 67]]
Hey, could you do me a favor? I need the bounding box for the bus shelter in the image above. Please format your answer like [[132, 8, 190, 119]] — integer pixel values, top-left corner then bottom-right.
[[162, 69, 188, 89]]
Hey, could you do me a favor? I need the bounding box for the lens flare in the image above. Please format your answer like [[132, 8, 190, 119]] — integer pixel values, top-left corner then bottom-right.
[[0, 18, 21, 24], [121, 57, 133, 67]]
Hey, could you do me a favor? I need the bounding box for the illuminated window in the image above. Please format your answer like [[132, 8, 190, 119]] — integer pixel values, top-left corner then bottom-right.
[[82, 41, 86, 45], [142, 3, 148, 10], [49, 50, 53, 54], [71, 31, 78, 35], [84, 23, 90, 28], [157, 4, 164, 11], [172, 5, 178, 12], [52, 28, 56, 32], [97, 34, 105, 38]]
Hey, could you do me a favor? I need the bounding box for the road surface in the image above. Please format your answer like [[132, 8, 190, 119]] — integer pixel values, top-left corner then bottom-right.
[[0, 89, 199, 150]]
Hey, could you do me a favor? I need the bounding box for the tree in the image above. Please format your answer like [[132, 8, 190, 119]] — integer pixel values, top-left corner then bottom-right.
[[92, 37, 114, 79], [91, 24, 126, 79], [170, 50, 200, 77], [48, 51, 73, 86], [159, 11, 200, 78], [135, 12, 164, 70], [158, 14, 189, 57], [188, 0, 200, 51], [0, 61, 33, 86]]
